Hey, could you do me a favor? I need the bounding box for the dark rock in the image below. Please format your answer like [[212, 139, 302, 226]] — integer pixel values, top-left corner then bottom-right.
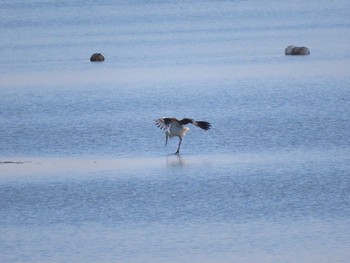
[[90, 53, 105, 62], [285, 45, 310, 55]]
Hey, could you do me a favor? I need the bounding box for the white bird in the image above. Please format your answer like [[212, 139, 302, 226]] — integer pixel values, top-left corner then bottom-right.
[[155, 117, 211, 154]]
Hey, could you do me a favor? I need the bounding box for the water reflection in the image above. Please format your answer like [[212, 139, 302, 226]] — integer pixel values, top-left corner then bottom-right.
[[166, 154, 185, 168]]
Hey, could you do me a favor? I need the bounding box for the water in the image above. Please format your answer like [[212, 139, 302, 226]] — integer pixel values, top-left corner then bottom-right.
[[1, 0, 350, 262]]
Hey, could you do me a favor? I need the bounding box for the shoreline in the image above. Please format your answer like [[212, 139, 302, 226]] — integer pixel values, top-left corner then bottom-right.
[[1, 148, 349, 177]]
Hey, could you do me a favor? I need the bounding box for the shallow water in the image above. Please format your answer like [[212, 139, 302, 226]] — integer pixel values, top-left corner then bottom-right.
[[1, 0, 350, 262], [1, 152, 350, 263]]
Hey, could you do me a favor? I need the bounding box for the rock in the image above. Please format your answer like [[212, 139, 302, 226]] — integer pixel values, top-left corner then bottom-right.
[[90, 53, 105, 62], [285, 45, 310, 55]]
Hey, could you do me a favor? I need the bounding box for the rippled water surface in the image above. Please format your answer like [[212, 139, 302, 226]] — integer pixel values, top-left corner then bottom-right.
[[1, 0, 350, 262]]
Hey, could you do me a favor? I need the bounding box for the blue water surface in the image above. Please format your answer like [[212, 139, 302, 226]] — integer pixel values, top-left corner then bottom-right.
[[1, 0, 350, 262]]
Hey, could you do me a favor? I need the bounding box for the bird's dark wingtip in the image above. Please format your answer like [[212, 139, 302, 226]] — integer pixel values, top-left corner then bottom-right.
[[196, 121, 211, 131]]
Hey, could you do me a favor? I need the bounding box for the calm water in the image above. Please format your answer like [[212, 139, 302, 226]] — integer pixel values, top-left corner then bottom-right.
[[1, 0, 350, 262]]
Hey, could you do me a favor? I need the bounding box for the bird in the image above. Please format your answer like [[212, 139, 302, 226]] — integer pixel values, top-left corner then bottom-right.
[[155, 117, 211, 154]]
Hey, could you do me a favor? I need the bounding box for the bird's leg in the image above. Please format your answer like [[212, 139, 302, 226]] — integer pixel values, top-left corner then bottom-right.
[[175, 137, 182, 155], [165, 133, 168, 145]]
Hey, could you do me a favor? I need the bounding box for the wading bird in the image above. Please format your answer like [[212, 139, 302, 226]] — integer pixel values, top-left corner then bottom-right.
[[155, 117, 211, 154]]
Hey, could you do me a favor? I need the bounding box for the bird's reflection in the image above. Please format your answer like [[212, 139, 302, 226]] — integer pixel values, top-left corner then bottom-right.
[[166, 154, 185, 168]]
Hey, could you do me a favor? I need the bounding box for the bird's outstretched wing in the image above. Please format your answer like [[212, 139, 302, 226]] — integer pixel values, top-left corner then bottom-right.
[[155, 117, 175, 130], [193, 120, 211, 130], [179, 118, 194, 125], [156, 117, 211, 131], [180, 118, 211, 131]]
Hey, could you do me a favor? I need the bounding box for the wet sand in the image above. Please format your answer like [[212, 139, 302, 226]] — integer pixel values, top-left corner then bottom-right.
[[1, 149, 349, 177]]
